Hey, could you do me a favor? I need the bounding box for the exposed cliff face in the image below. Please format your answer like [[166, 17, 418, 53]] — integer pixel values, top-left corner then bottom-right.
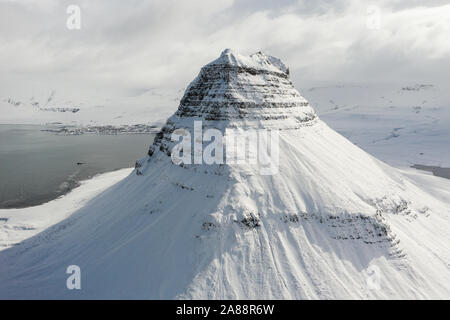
[[176, 49, 315, 121], [149, 49, 317, 159], [0, 50, 449, 299]]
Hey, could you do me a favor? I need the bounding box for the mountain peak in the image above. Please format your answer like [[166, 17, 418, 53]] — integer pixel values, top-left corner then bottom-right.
[[173, 50, 315, 126], [207, 49, 289, 75], [148, 50, 317, 160]]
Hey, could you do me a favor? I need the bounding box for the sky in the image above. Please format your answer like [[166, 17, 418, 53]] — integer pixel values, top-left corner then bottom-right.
[[1, 0, 450, 98]]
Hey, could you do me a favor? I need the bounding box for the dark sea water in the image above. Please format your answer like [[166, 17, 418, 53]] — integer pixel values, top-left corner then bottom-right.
[[0, 124, 154, 209], [411, 164, 450, 180]]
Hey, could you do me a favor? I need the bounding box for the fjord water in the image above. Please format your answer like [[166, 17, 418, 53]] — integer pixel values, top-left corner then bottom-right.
[[411, 164, 450, 180], [0, 124, 154, 208]]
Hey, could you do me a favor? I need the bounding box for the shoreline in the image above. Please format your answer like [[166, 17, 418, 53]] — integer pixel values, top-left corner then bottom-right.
[[0, 167, 127, 210], [411, 164, 450, 180], [0, 124, 154, 209], [0, 167, 133, 250]]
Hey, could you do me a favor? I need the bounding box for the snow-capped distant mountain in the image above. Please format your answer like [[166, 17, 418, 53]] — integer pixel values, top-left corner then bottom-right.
[[0, 50, 449, 299], [0, 88, 179, 126], [302, 82, 450, 168]]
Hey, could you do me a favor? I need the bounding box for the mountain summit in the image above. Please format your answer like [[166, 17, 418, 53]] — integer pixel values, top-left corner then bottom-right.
[[148, 49, 316, 163], [164, 48, 315, 124], [1, 50, 449, 299]]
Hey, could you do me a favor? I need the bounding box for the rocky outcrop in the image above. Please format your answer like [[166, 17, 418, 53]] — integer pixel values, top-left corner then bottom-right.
[[149, 49, 317, 159]]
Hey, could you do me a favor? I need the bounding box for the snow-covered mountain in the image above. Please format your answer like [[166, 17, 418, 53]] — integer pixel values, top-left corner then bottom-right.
[[302, 83, 450, 168], [0, 49, 449, 299], [0, 87, 179, 126]]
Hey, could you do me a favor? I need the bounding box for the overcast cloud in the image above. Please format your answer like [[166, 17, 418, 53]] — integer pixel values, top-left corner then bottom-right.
[[1, 0, 449, 98]]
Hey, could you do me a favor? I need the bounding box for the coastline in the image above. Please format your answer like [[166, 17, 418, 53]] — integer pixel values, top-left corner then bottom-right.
[[0, 167, 133, 251], [0, 124, 153, 209]]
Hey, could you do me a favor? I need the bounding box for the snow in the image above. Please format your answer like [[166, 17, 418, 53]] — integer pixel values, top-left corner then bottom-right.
[[1, 122, 449, 299], [301, 82, 450, 168], [0, 51, 449, 299], [2, 51, 448, 171], [0, 168, 132, 250], [207, 49, 289, 74], [3, 80, 448, 171], [0, 87, 179, 127]]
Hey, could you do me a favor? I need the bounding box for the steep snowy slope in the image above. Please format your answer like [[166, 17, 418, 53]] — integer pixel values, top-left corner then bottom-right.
[[0, 50, 449, 299], [0, 168, 132, 250]]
